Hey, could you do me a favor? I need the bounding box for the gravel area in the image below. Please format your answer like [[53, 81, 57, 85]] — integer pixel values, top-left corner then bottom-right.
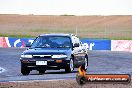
[[0, 79, 131, 88]]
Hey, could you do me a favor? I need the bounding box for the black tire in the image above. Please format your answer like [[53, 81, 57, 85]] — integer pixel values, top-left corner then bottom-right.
[[84, 56, 88, 71], [21, 63, 30, 75], [65, 57, 74, 73], [38, 70, 46, 74]]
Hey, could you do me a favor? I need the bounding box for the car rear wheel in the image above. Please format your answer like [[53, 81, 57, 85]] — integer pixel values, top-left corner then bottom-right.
[[65, 58, 74, 73], [84, 57, 88, 70]]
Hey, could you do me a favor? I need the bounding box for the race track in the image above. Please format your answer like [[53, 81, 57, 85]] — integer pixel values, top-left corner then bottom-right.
[[0, 48, 132, 82]]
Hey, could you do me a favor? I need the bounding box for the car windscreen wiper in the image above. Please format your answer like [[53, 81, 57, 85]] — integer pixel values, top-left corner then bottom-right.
[[34, 46, 49, 48], [56, 46, 71, 48]]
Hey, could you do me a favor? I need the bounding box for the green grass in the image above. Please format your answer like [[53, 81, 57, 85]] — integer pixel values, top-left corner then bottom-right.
[[0, 27, 132, 39], [0, 33, 132, 40], [81, 37, 132, 40]]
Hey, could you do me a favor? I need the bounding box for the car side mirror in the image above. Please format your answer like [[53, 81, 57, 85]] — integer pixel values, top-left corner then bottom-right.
[[25, 42, 31, 47], [74, 43, 79, 47]]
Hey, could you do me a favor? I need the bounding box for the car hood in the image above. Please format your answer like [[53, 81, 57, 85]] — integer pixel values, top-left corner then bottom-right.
[[23, 48, 72, 55]]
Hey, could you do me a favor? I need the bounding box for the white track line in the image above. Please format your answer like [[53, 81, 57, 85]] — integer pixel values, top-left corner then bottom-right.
[[8, 79, 67, 83], [0, 67, 5, 74]]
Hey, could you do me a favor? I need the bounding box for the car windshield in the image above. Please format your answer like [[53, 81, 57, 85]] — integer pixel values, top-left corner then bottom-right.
[[31, 36, 71, 48]]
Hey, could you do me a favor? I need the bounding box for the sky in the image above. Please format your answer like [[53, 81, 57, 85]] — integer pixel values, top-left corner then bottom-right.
[[0, 0, 132, 15]]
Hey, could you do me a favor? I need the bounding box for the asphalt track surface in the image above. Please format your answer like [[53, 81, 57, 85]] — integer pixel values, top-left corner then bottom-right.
[[0, 48, 132, 82]]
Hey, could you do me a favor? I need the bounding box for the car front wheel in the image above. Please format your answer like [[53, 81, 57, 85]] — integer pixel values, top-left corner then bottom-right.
[[21, 63, 30, 75], [65, 58, 74, 73]]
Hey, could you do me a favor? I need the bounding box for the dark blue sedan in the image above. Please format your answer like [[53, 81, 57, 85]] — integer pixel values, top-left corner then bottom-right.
[[20, 34, 88, 75]]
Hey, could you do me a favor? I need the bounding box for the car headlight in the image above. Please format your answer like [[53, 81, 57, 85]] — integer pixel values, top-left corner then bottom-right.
[[21, 55, 33, 58], [52, 55, 67, 58]]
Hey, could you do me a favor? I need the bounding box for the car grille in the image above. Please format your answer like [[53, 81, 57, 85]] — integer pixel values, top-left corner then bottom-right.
[[33, 55, 52, 58]]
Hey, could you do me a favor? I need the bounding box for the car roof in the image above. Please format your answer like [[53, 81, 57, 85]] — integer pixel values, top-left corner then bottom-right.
[[39, 33, 75, 37]]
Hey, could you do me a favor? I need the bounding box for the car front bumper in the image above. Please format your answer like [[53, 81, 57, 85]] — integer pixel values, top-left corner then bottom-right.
[[20, 58, 70, 70]]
